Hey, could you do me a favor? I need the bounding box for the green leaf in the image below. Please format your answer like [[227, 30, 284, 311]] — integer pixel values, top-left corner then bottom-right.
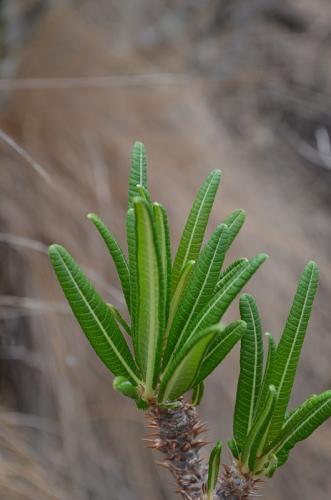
[[192, 381, 205, 406], [108, 304, 131, 336], [254, 332, 277, 420], [129, 142, 147, 206], [164, 224, 229, 366], [126, 208, 138, 337], [113, 376, 139, 400], [268, 262, 319, 440], [222, 209, 246, 253], [153, 202, 171, 318], [113, 376, 148, 410], [88, 213, 131, 310], [241, 385, 277, 473], [134, 199, 164, 398], [163, 260, 195, 350], [215, 258, 248, 292], [158, 327, 218, 402], [48, 244, 140, 384], [234, 295, 264, 448], [171, 170, 221, 294], [175, 254, 268, 350], [194, 320, 245, 386], [266, 391, 331, 464], [207, 441, 222, 499]]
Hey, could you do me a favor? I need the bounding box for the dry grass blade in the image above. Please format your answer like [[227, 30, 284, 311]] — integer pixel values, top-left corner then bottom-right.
[[0, 129, 54, 185]]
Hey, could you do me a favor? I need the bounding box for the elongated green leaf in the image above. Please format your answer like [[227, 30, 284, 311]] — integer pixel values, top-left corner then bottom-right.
[[267, 391, 331, 462], [108, 304, 131, 336], [171, 170, 221, 293], [207, 441, 222, 498], [215, 258, 248, 292], [88, 213, 131, 310], [134, 199, 164, 398], [129, 142, 147, 206], [48, 244, 140, 384], [164, 225, 229, 366], [163, 260, 195, 350], [126, 208, 138, 336], [194, 321, 245, 386], [234, 295, 264, 448], [192, 381, 205, 406], [153, 202, 171, 318], [254, 332, 277, 420], [268, 261, 319, 440], [222, 209, 246, 252], [241, 385, 277, 472], [174, 254, 268, 351], [158, 327, 218, 402]]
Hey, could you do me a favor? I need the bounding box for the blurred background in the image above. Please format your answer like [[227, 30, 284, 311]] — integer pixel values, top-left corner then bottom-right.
[[0, 1, 330, 499]]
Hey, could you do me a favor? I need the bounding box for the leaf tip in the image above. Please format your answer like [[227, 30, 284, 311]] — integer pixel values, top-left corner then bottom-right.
[[240, 292, 253, 303], [48, 243, 62, 258], [233, 208, 246, 217], [87, 212, 98, 221], [133, 140, 145, 149], [210, 168, 222, 182], [306, 260, 320, 276], [215, 440, 222, 451]]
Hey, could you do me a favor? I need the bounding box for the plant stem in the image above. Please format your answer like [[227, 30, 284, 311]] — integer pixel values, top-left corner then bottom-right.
[[145, 399, 208, 499], [145, 400, 261, 500], [216, 463, 261, 499]]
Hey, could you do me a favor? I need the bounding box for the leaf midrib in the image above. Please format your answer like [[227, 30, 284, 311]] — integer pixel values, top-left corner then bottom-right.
[[177, 173, 216, 277], [275, 269, 314, 410], [138, 144, 144, 185], [247, 300, 259, 433], [144, 243, 159, 392]]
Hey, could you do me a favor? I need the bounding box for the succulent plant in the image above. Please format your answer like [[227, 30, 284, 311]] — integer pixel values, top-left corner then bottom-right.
[[49, 142, 330, 499]]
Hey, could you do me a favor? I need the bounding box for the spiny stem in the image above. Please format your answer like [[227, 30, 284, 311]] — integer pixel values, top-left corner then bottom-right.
[[216, 463, 261, 499], [145, 399, 208, 499], [145, 400, 261, 500]]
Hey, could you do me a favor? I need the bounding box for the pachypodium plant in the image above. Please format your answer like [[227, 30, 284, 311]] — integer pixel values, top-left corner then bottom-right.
[[49, 142, 331, 500]]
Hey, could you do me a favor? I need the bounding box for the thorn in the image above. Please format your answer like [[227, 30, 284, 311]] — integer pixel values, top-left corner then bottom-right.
[[192, 440, 209, 448], [145, 444, 162, 450], [171, 441, 177, 451], [156, 461, 171, 470], [192, 422, 207, 434]]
